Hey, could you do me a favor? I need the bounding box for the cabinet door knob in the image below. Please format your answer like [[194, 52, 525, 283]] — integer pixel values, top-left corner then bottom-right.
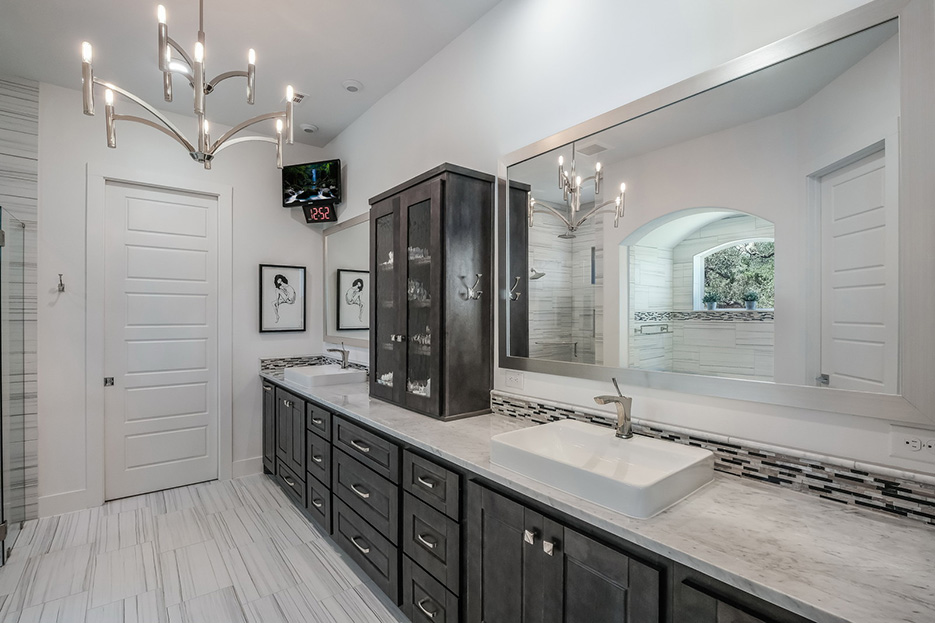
[[523, 529, 538, 545], [416, 475, 437, 490], [543, 540, 557, 556], [351, 536, 371, 555], [350, 439, 371, 454], [417, 598, 438, 619], [416, 533, 438, 550], [350, 483, 371, 499]]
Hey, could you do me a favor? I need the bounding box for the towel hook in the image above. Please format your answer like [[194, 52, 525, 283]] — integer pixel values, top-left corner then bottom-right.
[[57, 274, 65, 293], [509, 276, 522, 301]]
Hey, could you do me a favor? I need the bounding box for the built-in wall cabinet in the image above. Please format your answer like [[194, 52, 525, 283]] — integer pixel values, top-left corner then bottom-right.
[[260, 377, 819, 623]]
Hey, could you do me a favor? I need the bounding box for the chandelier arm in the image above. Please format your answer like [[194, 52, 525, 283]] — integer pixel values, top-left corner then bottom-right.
[[166, 36, 194, 69], [210, 135, 277, 155], [208, 111, 285, 154], [531, 202, 573, 229], [573, 199, 619, 224], [112, 114, 195, 153], [207, 70, 249, 92], [94, 79, 195, 152]]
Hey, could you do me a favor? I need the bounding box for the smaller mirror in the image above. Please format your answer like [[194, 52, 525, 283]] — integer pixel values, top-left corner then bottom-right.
[[323, 213, 370, 348]]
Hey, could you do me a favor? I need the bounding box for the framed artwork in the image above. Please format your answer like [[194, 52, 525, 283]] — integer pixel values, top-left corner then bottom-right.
[[259, 264, 306, 332], [337, 269, 369, 330]]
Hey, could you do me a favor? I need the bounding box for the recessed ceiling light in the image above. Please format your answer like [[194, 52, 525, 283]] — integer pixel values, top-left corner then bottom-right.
[[342, 79, 363, 94], [300, 123, 319, 134]]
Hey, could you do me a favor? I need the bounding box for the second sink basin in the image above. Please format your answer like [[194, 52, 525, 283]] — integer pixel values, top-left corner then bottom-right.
[[283, 365, 368, 389], [490, 419, 713, 519]]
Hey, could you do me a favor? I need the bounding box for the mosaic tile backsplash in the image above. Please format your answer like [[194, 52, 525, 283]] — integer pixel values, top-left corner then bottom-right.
[[260, 355, 369, 373], [491, 390, 935, 529], [633, 310, 774, 322]]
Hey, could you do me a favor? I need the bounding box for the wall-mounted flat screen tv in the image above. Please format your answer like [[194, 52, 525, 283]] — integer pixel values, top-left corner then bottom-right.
[[282, 159, 342, 207]]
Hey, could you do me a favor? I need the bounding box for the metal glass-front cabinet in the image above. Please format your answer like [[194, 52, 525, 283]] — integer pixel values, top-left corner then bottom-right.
[[369, 164, 494, 420]]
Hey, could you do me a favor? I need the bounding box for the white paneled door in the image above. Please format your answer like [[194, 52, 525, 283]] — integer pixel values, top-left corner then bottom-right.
[[103, 181, 219, 500], [820, 149, 898, 394]]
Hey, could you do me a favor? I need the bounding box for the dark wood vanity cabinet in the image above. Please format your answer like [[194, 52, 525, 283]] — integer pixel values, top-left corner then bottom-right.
[[465, 482, 662, 623], [369, 164, 495, 420], [262, 381, 276, 474]]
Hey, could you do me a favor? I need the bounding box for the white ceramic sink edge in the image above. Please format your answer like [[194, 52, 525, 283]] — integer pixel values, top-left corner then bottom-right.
[[282, 365, 368, 389], [490, 419, 714, 519]]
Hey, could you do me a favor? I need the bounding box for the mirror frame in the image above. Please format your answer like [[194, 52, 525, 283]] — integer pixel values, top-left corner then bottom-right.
[[322, 212, 370, 349], [498, 0, 935, 425]]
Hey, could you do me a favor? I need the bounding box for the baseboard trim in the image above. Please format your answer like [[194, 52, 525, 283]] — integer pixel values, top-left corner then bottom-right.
[[38, 488, 97, 518], [232, 457, 263, 479]]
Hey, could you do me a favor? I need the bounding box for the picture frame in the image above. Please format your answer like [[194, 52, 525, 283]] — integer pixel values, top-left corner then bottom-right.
[[259, 264, 307, 332], [336, 269, 370, 330]]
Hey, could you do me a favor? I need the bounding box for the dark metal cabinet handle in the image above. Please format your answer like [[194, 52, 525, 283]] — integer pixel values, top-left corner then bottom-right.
[[416, 533, 438, 550], [312, 455, 323, 464], [417, 598, 438, 619], [523, 529, 538, 545], [311, 498, 324, 509], [350, 483, 371, 499], [416, 475, 437, 490], [350, 439, 371, 453], [351, 536, 370, 555]]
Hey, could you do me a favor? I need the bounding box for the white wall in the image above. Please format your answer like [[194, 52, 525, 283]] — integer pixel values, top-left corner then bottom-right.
[[322, 0, 935, 475], [37, 84, 324, 515]]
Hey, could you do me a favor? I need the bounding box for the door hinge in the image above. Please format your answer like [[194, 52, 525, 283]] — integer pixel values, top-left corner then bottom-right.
[[0, 521, 7, 542], [104, 377, 114, 387], [817, 374, 830, 386]]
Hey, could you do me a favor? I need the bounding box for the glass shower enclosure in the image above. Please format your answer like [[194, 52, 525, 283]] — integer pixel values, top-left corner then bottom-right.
[[0, 206, 26, 564]]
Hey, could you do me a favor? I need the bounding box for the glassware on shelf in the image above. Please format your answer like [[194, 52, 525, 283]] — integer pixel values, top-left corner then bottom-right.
[[377, 371, 394, 387], [407, 378, 431, 397], [379, 251, 394, 270], [407, 246, 431, 262], [407, 278, 431, 304], [411, 326, 431, 347]]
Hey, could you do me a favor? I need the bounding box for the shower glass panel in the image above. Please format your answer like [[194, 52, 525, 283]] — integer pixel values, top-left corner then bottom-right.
[[0, 207, 26, 564]]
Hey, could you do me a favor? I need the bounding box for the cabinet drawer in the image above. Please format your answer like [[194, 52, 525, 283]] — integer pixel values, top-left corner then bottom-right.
[[306, 432, 332, 486], [402, 556, 459, 623], [306, 402, 332, 441], [403, 493, 460, 594], [334, 449, 399, 543], [334, 417, 399, 483], [404, 451, 460, 519], [333, 497, 399, 603], [276, 459, 305, 508], [305, 474, 331, 535]]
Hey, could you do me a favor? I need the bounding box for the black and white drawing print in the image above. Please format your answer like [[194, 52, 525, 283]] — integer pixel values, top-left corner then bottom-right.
[[337, 269, 369, 330], [259, 264, 306, 332]]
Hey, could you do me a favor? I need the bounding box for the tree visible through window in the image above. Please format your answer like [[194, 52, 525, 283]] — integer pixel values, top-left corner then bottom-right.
[[703, 241, 774, 308]]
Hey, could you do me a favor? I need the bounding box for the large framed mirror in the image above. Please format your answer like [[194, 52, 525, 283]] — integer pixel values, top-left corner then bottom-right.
[[499, 0, 935, 425], [323, 213, 370, 348]]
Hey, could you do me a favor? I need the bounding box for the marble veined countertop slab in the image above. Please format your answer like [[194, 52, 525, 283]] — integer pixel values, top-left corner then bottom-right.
[[261, 373, 935, 623]]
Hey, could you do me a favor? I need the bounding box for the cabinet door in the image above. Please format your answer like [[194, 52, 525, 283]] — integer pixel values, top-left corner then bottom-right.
[[371, 196, 405, 404], [275, 389, 305, 477], [262, 382, 276, 473], [400, 179, 444, 417], [465, 483, 526, 623], [507, 183, 529, 358], [544, 529, 661, 623]]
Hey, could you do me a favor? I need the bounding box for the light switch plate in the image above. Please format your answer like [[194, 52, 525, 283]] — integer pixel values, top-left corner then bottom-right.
[[890, 425, 935, 463]]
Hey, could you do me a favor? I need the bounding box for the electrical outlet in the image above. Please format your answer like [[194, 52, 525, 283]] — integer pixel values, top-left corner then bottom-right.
[[505, 371, 524, 390], [890, 425, 935, 463]]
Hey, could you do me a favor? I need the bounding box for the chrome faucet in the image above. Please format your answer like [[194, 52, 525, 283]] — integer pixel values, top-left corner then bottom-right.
[[327, 342, 351, 369], [594, 378, 633, 439]]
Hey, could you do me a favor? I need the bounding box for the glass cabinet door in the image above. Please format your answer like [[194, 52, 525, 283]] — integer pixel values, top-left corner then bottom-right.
[[402, 181, 443, 416], [372, 204, 402, 403]]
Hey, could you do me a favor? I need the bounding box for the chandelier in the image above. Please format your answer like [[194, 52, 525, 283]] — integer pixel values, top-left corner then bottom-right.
[[527, 156, 626, 239], [80, 0, 294, 169]]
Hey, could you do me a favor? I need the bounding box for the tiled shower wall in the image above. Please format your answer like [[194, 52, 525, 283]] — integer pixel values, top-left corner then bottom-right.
[[0, 76, 39, 523]]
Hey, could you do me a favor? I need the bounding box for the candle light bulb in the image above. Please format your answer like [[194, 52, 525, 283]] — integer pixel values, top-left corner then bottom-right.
[[248, 48, 256, 65], [194, 42, 204, 63], [104, 89, 114, 106], [286, 85, 294, 101], [595, 162, 601, 172], [276, 119, 283, 134], [558, 155, 564, 167], [157, 4, 166, 24], [82, 42, 93, 63], [576, 176, 582, 188], [620, 182, 626, 193]]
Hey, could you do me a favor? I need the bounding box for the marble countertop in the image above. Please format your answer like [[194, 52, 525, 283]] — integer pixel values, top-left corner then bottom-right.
[[261, 373, 935, 623]]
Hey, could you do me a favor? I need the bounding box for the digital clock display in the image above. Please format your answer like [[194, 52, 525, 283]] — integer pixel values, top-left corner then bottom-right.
[[302, 203, 338, 223]]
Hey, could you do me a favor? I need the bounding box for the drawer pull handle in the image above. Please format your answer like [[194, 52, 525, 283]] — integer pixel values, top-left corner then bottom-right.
[[312, 417, 324, 425], [416, 533, 438, 550], [416, 475, 437, 490], [351, 484, 371, 499], [417, 598, 438, 619], [263, 386, 272, 392], [283, 400, 294, 408], [312, 455, 323, 464], [351, 536, 370, 555], [311, 498, 324, 509], [350, 439, 371, 453], [284, 476, 295, 487]]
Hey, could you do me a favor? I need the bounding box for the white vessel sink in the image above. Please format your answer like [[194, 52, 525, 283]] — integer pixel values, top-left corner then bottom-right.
[[283, 365, 368, 389], [490, 419, 714, 519]]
